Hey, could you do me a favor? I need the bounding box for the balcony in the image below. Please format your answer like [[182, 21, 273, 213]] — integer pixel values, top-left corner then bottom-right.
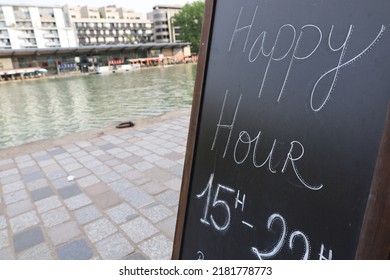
[[20, 42, 37, 48], [44, 33, 59, 38], [40, 15, 56, 22], [45, 41, 61, 47], [0, 33, 9, 38], [0, 43, 11, 48], [41, 23, 57, 29], [18, 33, 35, 39]]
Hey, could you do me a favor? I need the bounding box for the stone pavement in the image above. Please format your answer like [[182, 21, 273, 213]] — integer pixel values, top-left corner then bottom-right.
[[0, 109, 191, 260]]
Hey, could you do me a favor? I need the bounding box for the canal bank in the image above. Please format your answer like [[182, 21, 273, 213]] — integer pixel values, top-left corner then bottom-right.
[[0, 108, 190, 259], [0, 63, 196, 149]]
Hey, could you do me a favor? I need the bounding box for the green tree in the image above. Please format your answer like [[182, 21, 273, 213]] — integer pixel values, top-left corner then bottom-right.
[[173, 1, 205, 54]]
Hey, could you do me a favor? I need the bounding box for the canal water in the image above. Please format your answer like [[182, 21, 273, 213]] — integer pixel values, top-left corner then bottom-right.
[[0, 64, 196, 149]]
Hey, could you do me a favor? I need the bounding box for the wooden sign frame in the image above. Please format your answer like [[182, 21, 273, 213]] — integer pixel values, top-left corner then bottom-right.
[[172, 0, 390, 260]]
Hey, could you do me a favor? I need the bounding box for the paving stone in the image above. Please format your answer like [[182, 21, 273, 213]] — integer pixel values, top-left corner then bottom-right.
[[105, 203, 137, 224], [144, 168, 174, 182], [63, 162, 83, 172], [0, 168, 18, 178], [23, 171, 45, 183], [120, 217, 158, 243], [90, 165, 111, 176], [122, 169, 144, 181], [41, 207, 70, 227], [26, 178, 50, 191], [93, 191, 122, 209], [56, 239, 94, 260], [58, 184, 82, 199], [33, 154, 51, 162], [58, 157, 78, 166], [132, 176, 152, 186], [53, 153, 71, 160], [100, 171, 122, 184], [35, 196, 62, 213], [41, 163, 62, 173], [30, 187, 54, 202], [156, 189, 180, 207], [142, 181, 167, 195], [74, 205, 102, 225], [1, 159, 15, 165], [131, 148, 151, 157], [96, 233, 135, 260], [64, 194, 92, 210], [133, 161, 154, 171], [84, 145, 99, 152], [108, 178, 133, 192], [0, 216, 6, 229], [16, 161, 36, 169], [17, 243, 53, 260], [38, 159, 56, 168], [154, 158, 177, 169], [83, 160, 103, 169], [120, 187, 155, 209], [71, 150, 89, 158], [144, 154, 163, 163], [0, 229, 9, 249], [0, 247, 14, 260], [125, 155, 144, 166], [20, 165, 41, 175], [68, 167, 91, 178], [13, 226, 44, 253], [84, 182, 110, 197], [167, 164, 184, 177], [0, 174, 21, 185], [7, 199, 34, 217], [107, 148, 124, 156], [90, 150, 106, 157], [112, 164, 132, 173], [156, 216, 177, 239], [140, 204, 174, 224], [10, 210, 40, 233], [52, 177, 74, 189], [47, 221, 82, 246], [75, 140, 92, 148], [163, 177, 182, 191], [76, 174, 100, 188], [46, 170, 68, 181], [104, 159, 121, 167], [48, 147, 67, 156], [139, 234, 173, 260], [2, 181, 24, 194], [100, 143, 116, 151], [84, 218, 117, 243], [3, 189, 28, 205], [124, 252, 149, 260]]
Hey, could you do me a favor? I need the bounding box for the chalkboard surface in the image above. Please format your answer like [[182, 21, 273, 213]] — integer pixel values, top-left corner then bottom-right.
[[174, 0, 390, 259]]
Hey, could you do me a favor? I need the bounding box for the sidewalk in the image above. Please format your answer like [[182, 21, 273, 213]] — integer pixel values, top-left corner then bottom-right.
[[0, 109, 190, 260]]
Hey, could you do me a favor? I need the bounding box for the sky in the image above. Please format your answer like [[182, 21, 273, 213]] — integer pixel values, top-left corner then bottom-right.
[[2, 0, 197, 15]]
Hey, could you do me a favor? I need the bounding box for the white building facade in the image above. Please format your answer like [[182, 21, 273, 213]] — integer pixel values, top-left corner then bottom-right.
[[63, 5, 153, 46], [147, 5, 182, 43], [0, 5, 77, 49]]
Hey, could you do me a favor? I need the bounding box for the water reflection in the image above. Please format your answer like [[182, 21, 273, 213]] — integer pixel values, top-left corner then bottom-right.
[[0, 64, 196, 149]]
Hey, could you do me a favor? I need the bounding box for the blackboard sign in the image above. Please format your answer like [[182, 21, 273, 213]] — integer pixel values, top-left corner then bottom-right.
[[173, 0, 390, 259]]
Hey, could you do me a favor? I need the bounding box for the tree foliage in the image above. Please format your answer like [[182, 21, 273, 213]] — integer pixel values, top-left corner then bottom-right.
[[173, 1, 205, 54]]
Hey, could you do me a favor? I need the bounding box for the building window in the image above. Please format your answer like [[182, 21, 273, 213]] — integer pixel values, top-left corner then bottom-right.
[[154, 13, 166, 19]]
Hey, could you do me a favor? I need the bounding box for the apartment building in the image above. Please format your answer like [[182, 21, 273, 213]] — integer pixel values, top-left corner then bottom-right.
[[147, 5, 182, 43], [63, 5, 153, 46], [0, 4, 77, 49]]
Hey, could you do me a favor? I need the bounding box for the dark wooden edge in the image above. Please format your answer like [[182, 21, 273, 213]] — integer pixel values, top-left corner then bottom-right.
[[356, 103, 390, 259], [171, 0, 216, 260]]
